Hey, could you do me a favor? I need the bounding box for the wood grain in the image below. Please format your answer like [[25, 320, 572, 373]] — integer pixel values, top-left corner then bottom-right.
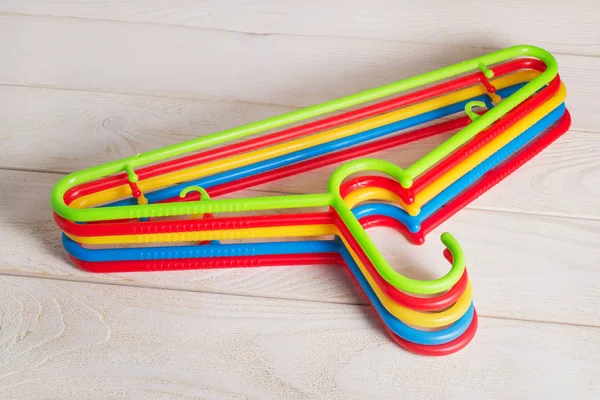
[[0, 85, 294, 173], [0, 274, 599, 400], [1, 1, 599, 396], [1, 0, 599, 56], [1, 169, 599, 326], [0, 14, 598, 134]]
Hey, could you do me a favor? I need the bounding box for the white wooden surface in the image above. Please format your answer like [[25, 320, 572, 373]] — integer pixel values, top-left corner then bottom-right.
[[0, 1, 599, 398]]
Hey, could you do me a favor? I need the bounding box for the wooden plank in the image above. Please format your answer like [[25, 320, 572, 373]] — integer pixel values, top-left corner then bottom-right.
[[0, 85, 295, 173], [1, 0, 599, 56], [0, 15, 597, 133], [1, 169, 599, 326], [0, 274, 599, 399], [0, 86, 598, 218]]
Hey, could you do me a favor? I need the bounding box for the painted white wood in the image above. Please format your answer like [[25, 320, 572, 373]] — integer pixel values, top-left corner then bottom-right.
[[0, 0, 599, 56], [0, 274, 599, 400], [0, 86, 295, 173], [1, 169, 599, 326], [0, 2, 599, 395], [0, 15, 597, 133]]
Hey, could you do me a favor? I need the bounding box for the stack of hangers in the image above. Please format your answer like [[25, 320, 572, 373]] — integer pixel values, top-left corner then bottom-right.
[[51, 45, 571, 356]]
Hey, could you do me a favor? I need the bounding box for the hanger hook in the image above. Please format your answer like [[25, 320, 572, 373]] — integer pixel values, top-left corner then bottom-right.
[[179, 185, 211, 201], [464, 101, 486, 122]]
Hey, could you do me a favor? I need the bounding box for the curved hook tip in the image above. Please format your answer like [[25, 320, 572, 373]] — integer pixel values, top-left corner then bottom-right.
[[440, 232, 465, 267], [179, 185, 211, 200]]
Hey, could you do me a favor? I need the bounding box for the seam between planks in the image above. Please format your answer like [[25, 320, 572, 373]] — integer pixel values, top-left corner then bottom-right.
[[0, 11, 598, 59], [0, 81, 298, 112], [0, 268, 599, 329], [455, 206, 600, 222]]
